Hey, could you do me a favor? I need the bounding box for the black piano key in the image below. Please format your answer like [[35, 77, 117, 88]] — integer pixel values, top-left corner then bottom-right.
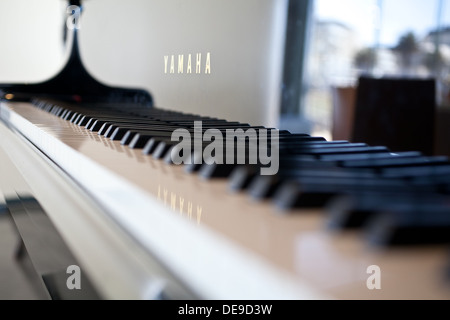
[[43, 103, 53, 111], [45, 104, 54, 112], [295, 142, 367, 149], [106, 123, 152, 138], [182, 141, 270, 176], [120, 130, 147, 145], [413, 174, 450, 193], [239, 155, 373, 196], [59, 109, 69, 118], [110, 127, 134, 141], [58, 109, 69, 118], [103, 122, 170, 138], [57, 108, 66, 117], [326, 182, 450, 231], [278, 143, 355, 156], [133, 124, 269, 149], [146, 136, 207, 158], [272, 180, 332, 208], [186, 140, 355, 174], [71, 113, 83, 123], [63, 110, 74, 120], [84, 118, 97, 129], [164, 143, 201, 165], [248, 175, 283, 200], [256, 144, 387, 158], [326, 193, 401, 229], [153, 140, 187, 160], [272, 177, 430, 210], [381, 165, 450, 178], [341, 156, 449, 169], [129, 133, 154, 149], [198, 162, 239, 179], [335, 151, 422, 166], [364, 197, 450, 246], [127, 130, 181, 148], [184, 153, 205, 173], [305, 146, 389, 158], [91, 117, 162, 125], [316, 151, 399, 162], [121, 125, 198, 145], [97, 123, 114, 136], [110, 124, 177, 141], [229, 166, 260, 191], [182, 142, 246, 173], [295, 140, 348, 145], [142, 138, 167, 155], [49, 104, 59, 112], [280, 136, 326, 143], [104, 125, 121, 138], [86, 117, 139, 130], [271, 165, 377, 180], [57, 108, 67, 117], [164, 141, 203, 166], [163, 146, 177, 164], [228, 152, 393, 192], [50, 106, 61, 116], [229, 152, 426, 198], [63, 110, 78, 120], [64, 110, 75, 120], [173, 120, 244, 126], [76, 115, 92, 126], [89, 120, 111, 132], [56, 108, 65, 117], [46, 104, 55, 113], [52, 107, 62, 114], [69, 112, 80, 122]]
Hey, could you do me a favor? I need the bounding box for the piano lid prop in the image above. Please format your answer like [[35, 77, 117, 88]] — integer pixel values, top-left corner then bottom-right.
[[0, 0, 152, 106]]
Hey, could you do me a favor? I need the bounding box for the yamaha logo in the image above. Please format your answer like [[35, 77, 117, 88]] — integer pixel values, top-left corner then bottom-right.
[[164, 52, 211, 74]]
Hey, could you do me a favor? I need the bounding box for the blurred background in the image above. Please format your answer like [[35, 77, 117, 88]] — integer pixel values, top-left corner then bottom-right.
[[301, 0, 450, 143]]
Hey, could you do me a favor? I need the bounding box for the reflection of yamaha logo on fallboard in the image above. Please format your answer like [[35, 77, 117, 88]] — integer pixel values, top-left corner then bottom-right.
[[164, 53, 211, 74]]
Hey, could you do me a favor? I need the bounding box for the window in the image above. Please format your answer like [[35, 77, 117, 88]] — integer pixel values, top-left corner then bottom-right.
[[302, 0, 450, 140]]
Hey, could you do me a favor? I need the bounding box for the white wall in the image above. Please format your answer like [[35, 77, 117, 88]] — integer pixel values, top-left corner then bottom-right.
[[0, 0, 67, 82]]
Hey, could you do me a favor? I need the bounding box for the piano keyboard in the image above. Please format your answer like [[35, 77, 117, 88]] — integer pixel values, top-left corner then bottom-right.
[[1, 98, 450, 300]]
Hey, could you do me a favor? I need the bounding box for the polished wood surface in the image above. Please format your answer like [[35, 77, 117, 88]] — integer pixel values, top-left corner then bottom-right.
[[1, 101, 450, 299]]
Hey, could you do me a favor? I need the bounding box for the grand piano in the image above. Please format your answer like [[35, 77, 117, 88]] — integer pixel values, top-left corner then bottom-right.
[[1, 0, 450, 300]]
